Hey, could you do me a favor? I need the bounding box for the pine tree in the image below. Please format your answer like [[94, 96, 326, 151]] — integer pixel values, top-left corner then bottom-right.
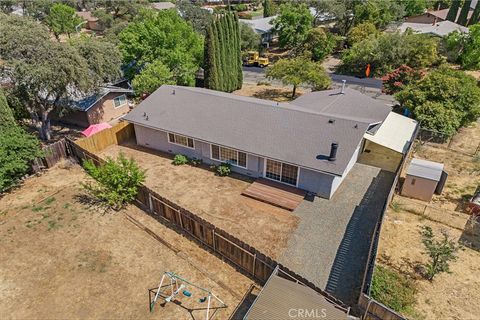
[[263, 0, 275, 17], [458, 0, 472, 25], [468, 1, 480, 25], [204, 24, 218, 89], [234, 13, 243, 90], [446, 0, 462, 22]]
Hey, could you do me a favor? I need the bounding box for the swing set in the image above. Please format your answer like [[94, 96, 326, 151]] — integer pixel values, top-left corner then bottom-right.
[[149, 271, 227, 320]]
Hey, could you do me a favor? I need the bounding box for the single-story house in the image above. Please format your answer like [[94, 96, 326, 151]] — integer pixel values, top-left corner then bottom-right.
[[122, 85, 417, 199], [239, 16, 277, 44], [398, 20, 468, 37], [401, 158, 447, 202], [76, 11, 103, 31], [405, 7, 473, 25], [55, 85, 134, 128], [151, 2, 175, 10]]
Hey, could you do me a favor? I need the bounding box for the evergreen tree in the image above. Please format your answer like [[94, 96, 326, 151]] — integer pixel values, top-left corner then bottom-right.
[[446, 0, 462, 22], [204, 13, 242, 92], [457, 0, 472, 25], [468, 1, 480, 25], [263, 0, 275, 17]]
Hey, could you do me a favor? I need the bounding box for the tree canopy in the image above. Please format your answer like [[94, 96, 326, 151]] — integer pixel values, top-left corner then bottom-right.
[[119, 9, 203, 86], [445, 24, 480, 70], [271, 3, 313, 49], [176, 0, 213, 36], [303, 27, 337, 62], [266, 57, 331, 98], [347, 22, 378, 46], [46, 3, 83, 40], [340, 31, 439, 77], [132, 60, 175, 95], [395, 67, 480, 137], [263, 0, 275, 17], [240, 22, 261, 51], [0, 15, 122, 140]]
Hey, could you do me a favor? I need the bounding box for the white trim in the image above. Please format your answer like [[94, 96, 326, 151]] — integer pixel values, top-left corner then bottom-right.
[[128, 121, 341, 178], [263, 157, 300, 187], [210, 144, 248, 169], [113, 94, 128, 109], [167, 132, 196, 150]]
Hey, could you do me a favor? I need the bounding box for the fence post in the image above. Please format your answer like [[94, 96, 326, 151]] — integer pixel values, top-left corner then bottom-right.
[[252, 253, 256, 277], [212, 229, 216, 251], [148, 192, 153, 213]]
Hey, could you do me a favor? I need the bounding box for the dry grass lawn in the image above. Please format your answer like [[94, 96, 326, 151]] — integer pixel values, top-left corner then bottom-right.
[[0, 163, 253, 319], [234, 84, 307, 102], [99, 144, 299, 259]]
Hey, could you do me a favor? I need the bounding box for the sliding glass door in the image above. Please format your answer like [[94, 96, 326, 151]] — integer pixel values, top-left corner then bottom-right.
[[265, 159, 299, 186]]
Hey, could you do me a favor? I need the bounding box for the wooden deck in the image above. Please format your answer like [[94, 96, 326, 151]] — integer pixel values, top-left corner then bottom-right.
[[242, 178, 307, 211]]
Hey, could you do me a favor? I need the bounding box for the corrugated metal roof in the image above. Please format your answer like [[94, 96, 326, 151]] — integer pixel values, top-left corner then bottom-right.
[[407, 158, 444, 181], [123, 85, 390, 176], [364, 112, 418, 154], [244, 275, 348, 320]]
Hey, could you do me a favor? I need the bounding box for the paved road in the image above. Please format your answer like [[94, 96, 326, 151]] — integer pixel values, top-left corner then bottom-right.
[[279, 163, 395, 306], [242, 67, 395, 104]]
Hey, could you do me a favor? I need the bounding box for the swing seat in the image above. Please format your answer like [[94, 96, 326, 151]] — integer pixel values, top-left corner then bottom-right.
[[183, 290, 192, 297], [199, 297, 207, 303]]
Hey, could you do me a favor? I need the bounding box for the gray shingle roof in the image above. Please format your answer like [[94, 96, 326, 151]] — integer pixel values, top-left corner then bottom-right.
[[67, 86, 133, 112], [407, 158, 444, 181], [123, 85, 391, 176]]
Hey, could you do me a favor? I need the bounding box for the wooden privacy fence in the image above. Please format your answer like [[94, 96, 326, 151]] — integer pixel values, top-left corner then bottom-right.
[[31, 138, 70, 173], [358, 294, 405, 320], [75, 121, 135, 153], [66, 138, 350, 313]]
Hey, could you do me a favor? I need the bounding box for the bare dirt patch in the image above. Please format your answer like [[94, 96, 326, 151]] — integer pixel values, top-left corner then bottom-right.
[[0, 165, 253, 319], [234, 84, 306, 102], [98, 144, 299, 259], [377, 208, 480, 320]]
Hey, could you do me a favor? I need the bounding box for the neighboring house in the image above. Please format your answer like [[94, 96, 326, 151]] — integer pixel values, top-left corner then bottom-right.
[[122, 85, 417, 199], [239, 16, 277, 44], [405, 8, 473, 24], [76, 11, 103, 31], [55, 85, 133, 128], [398, 20, 469, 36], [151, 2, 176, 10], [401, 158, 447, 202]]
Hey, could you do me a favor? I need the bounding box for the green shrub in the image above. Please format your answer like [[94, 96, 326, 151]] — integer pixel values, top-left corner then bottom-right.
[[216, 163, 231, 176], [371, 265, 417, 314], [172, 154, 189, 165], [189, 158, 203, 167], [82, 153, 146, 211]]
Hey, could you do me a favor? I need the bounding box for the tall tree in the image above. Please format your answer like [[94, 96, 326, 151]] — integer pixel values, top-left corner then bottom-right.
[[263, 0, 275, 17], [457, 0, 472, 25], [176, 0, 213, 36], [46, 3, 83, 40], [132, 60, 175, 95], [468, 0, 480, 24], [119, 9, 203, 86], [266, 57, 331, 98], [240, 22, 261, 51], [446, 0, 462, 22], [272, 3, 313, 49], [0, 15, 122, 140], [204, 13, 242, 92]]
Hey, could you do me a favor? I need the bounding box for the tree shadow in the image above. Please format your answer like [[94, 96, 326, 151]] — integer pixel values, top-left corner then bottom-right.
[[252, 88, 299, 102], [73, 192, 111, 215]]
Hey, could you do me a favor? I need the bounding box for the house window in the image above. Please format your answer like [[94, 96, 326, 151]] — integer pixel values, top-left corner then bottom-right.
[[211, 144, 247, 168], [168, 133, 194, 149], [113, 94, 127, 108], [265, 159, 298, 186]]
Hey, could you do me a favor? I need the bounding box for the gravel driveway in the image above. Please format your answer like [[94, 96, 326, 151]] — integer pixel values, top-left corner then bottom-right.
[[279, 163, 395, 306]]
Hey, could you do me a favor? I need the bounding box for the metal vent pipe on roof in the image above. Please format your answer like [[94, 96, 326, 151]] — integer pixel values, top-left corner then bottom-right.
[[341, 80, 346, 94], [329, 142, 338, 161]]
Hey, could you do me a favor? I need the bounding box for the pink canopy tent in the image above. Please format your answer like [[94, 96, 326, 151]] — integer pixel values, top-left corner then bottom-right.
[[81, 123, 112, 137]]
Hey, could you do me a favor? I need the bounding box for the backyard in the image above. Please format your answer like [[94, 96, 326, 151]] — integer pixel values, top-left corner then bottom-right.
[[0, 163, 253, 319], [374, 120, 480, 319], [98, 144, 299, 259]]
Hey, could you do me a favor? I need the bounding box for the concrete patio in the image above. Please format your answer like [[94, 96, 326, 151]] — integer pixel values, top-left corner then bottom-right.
[[279, 163, 395, 306]]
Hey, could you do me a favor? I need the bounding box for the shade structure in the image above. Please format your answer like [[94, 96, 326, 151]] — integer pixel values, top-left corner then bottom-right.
[[81, 123, 112, 137]]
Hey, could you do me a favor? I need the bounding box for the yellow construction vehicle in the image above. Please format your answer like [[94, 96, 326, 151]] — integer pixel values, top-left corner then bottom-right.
[[243, 51, 269, 68]]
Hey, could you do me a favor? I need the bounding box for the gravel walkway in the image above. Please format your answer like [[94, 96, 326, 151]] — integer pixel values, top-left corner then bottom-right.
[[279, 163, 395, 306]]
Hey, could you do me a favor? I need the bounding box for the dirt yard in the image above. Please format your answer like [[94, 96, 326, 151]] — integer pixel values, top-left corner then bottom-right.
[[407, 121, 480, 211], [375, 120, 480, 319], [234, 84, 307, 102], [377, 207, 480, 320], [99, 144, 299, 259], [0, 163, 253, 319]]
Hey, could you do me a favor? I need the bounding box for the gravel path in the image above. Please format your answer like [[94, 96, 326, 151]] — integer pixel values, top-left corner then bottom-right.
[[279, 163, 395, 306]]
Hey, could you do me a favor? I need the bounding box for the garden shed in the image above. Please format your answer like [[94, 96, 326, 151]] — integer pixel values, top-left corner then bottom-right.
[[401, 158, 446, 202]]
